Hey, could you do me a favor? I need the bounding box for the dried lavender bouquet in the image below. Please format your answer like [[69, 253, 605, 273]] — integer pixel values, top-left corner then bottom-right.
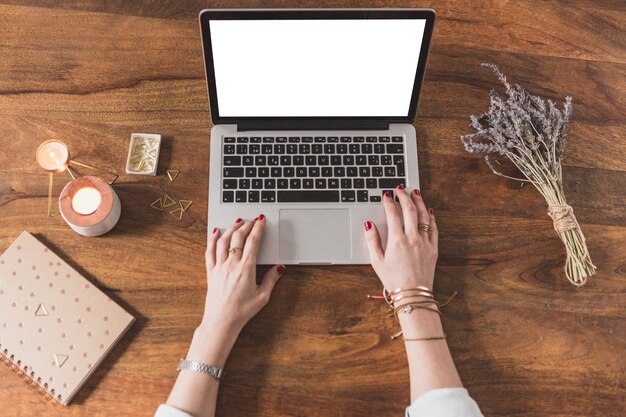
[[461, 64, 596, 286]]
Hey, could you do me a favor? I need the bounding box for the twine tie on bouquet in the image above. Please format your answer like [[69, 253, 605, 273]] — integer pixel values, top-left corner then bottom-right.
[[547, 204, 579, 233]]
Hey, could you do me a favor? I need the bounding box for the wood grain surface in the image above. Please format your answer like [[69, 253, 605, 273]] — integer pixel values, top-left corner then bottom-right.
[[0, 1, 624, 416]]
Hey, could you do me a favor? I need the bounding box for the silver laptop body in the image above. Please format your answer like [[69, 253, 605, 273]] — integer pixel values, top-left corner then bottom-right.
[[199, 9, 436, 265]]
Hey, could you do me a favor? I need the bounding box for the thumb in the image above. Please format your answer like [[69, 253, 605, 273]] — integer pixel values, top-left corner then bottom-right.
[[363, 220, 384, 263], [259, 264, 286, 297]]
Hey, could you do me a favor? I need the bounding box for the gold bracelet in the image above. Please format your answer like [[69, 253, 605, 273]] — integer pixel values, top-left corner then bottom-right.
[[402, 333, 447, 342]]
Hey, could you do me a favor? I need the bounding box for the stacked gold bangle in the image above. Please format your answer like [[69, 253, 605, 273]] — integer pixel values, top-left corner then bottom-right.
[[368, 285, 457, 342]]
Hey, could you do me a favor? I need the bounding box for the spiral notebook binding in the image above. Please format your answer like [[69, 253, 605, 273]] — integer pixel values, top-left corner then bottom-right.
[[0, 345, 63, 406]]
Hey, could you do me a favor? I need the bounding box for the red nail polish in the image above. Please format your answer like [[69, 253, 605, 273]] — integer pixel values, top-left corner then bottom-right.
[[212, 227, 218, 234], [258, 214, 265, 221], [235, 218, 242, 224], [429, 208, 434, 215], [413, 189, 421, 196], [364, 221, 372, 231], [397, 184, 404, 190], [277, 265, 286, 275], [384, 192, 391, 198]]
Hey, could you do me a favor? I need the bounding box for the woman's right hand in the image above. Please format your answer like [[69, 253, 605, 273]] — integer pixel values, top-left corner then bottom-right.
[[363, 185, 438, 291]]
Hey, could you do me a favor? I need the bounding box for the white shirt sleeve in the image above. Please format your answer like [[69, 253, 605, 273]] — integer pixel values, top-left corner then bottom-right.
[[405, 388, 483, 417], [154, 404, 194, 417]]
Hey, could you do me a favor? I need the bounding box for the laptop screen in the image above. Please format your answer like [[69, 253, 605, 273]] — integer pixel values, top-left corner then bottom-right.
[[207, 19, 427, 118]]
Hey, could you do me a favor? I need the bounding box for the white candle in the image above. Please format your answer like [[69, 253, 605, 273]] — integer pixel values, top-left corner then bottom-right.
[[71, 187, 102, 215], [36, 140, 69, 172]]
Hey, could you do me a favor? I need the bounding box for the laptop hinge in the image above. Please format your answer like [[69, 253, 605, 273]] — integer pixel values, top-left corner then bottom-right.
[[236, 120, 390, 132]]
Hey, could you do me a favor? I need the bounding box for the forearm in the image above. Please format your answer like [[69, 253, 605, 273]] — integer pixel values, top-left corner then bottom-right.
[[165, 324, 238, 417], [399, 309, 463, 402]]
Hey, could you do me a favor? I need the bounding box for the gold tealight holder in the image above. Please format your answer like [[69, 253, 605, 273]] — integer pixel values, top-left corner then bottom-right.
[[36, 140, 119, 217]]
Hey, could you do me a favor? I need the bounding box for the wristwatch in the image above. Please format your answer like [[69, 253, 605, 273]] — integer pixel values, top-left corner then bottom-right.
[[177, 358, 223, 381]]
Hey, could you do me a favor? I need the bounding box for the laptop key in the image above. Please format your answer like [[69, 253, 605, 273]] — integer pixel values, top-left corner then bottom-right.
[[278, 179, 289, 189], [362, 144, 373, 154], [287, 144, 298, 154], [288, 137, 300, 143], [334, 167, 345, 177], [372, 166, 383, 177], [392, 136, 403, 142], [224, 156, 241, 166], [248, 191, 260, 202], [331, 155, 342, 165], [305, 155, 317, 165], [309, 167, 320, 177], [354, 137, 365, 143], [328, 178, 339, 189], [249, 145, 260, 154], [349, 144, 360, 154], [341, 178, 352, 188], [340, 136, 351, 143], [366, 136, 377, 143], [250, 137, 262, 143], [356, 155, 367, 165], [379, 136, 391, 142], [321, 167, 332, 177], [223, 191, 234, 203], [224, 137, 236, 143], [370, 195, 382, 202], [328, 137, 339, 143], [224, 168, 244, 177], [341, 190, 356, 202], [357, 190, 369, 202], [343, 155, 354, 165], [261, 191, 276, 202], [381, 155, 392, 165], [245, 167, 256, 177], [239, 179, 250, 189], [242, 156, 253, 166], [374, 144, 385, 154], [302, 136, 313, 143], [223, 179, 237, 189], [271, 167, 282, 177], [387, 144, 404, 154], [264, 179, 276, 188], [262, 145, 273, 154], [224, 145, 235, 154], [366, 178, 377, 188], [280, 155, 291, 165], [263, 137, 275, 143], [276, 137, 287, 143], [303, 178, 314, 189], [235, 191, 246, 203], [347, 167, 358, 177], [237, 137, 249, 143], [312, 144, 323, 154], [293, 156, 304, 165], [277, 191, 339, 203], [255, 156, 266, 166], [275, 144, 285, 154], [379, 178, 405, 188], [314, 137, 326, 143], [368, 155, 379, 165], [354, 178, 365, 189], [252, 179, 263, 189], [337, 144, 348, 154], [290, 179, 301, 189], [315, 179, 327, 188], [284, 167, 295, 177], [259, 167, 269, 177], [299, 144, 310, 154], [359, 167, 370, 177], [296, 167, 307, 177], [384, 167, 396, 177], [237, 145, 247, 154], [268, 156, 279, 166], [318, 156, 329, 165], [324, 144, 335, 154]]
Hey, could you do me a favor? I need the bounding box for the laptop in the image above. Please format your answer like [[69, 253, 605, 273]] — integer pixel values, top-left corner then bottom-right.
[[199, 8, 435, 264]]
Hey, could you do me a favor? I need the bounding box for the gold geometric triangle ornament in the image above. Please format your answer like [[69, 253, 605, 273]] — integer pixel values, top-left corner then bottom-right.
[[54, 354, 69, 368], [150, 197, 164, 211], [162, 194, 177, 208], [166, 169, 179, 182], [179, 200, 193, 212], [35, 303, 49, 316], [169, 208, 184, 220]]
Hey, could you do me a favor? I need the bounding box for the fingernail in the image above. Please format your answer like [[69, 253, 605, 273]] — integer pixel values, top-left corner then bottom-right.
[[212, 227, 218, 234], [428, 208, 434, 215], [384, 192, 391, 198], [397, 184, 404, 190], [364, 221, 372, 231], [413, 189, 421, 196], [277, 265, 286, 275], [257, 214, 265, 221], [235, 218, 242, 224]]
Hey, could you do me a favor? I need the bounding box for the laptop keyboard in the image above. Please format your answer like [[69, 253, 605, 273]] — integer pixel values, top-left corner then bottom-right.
[[221, 136, 406, 203]]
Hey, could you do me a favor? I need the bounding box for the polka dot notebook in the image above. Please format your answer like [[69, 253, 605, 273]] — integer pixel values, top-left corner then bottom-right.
[[0, 231, 135, 405]]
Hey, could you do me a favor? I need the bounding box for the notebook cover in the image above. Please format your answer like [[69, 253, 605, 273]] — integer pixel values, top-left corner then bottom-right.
[[0, 231, 134, 405]]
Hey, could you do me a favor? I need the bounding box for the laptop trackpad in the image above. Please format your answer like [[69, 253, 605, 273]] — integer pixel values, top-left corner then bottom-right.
[[279, 209, 351, 262]]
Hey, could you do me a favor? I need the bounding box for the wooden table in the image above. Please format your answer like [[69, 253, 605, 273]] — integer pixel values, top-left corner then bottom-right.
[[0, 1, 624, 416]]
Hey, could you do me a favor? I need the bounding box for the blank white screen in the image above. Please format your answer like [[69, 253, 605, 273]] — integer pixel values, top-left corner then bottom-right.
[[209, 19, 426, 117]]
